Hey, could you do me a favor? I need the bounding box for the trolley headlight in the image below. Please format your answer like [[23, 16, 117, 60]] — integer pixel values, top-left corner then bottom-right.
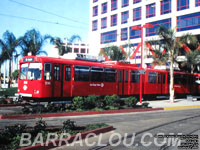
[[34, 90, 40, 94], [18, 89, 20, 92]]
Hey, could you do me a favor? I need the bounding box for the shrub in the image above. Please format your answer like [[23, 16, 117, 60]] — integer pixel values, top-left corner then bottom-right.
[[5, 124, 27, 137], [32, 105, 45, 114], [0, 88, 18, 97], [34, 118, 47, 133], [0, 124, 26, 149], [0, 99, 8, 104], [104, 94, 121, 108], [62, 119, 76, 131], [142, 102, 149, 108], [72, 96, 85, 110], [84, 95, 101, 109], [22, 106, 31, 114], [95, 99, 105, 109], [124, 97, 138, 108]]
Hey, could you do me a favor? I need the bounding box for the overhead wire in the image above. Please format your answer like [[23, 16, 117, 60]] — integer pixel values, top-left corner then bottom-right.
[[0, 13, 87, 29], [8, 0, 88, 25]]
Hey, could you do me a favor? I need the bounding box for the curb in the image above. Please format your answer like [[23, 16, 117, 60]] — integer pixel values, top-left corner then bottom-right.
[[164, 105, 200, 110], [19, 125, 114, 150], [0, 108, 163, 120]]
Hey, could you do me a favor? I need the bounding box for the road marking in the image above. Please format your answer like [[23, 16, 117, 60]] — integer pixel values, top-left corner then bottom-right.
[[164, 105, 200, 110]]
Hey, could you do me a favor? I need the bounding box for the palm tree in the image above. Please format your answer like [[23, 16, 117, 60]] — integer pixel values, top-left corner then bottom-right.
[[50, 37, 66, 56], [153, 25, 180, 102], [0, 31, 19, 88], [19, 29, 51, 56], [152, 25, 199, 102], [181, 50, 200, 73], [99, 45, 126, 61], [51, 35, 81, 56], [178, 34, 200, 73], [0, 51, 4, 88]]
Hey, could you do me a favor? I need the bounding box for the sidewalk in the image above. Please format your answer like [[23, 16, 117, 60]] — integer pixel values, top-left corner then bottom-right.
[[146, 99, 200, 110]]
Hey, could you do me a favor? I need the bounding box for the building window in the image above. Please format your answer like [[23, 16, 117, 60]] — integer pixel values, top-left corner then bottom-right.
[[121, 11, 129, 24], [177, 0, 189, 11], [81, 49, 85, 53], [101, 30, 117, 44], [146, 3, 156, 18], [161, 0, 171, 15], [111, 14, 117, 26], [74, 48, 79, 53], [121, 28, 127, 41], [133, 7, 141, 21], [122, 0, 129, 8], [130, 25, 141, 39], [93, 6, 98, 16], [111, 0, 117, 11], [146, 18, 171, 37], [177, 12, 200, 32], [101, 17, 107, 29], [92, 20, 98, 31], [102, 2, 107, 14], [93, 0, 98, 2], [196, 0, 200, 6], [133, 0, 141, 4]]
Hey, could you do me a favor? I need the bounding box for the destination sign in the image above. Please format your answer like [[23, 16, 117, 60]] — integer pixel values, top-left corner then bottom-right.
[[23, 58, 34, 62]]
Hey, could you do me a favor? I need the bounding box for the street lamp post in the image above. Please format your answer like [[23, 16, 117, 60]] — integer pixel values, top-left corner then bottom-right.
[[131, 24, 154, 104]]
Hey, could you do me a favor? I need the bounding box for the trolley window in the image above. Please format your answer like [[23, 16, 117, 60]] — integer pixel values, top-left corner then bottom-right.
[[27, 63, 42, 80], [163, 74, 166, 84], [148, 72, 157, 83], [131, 70, 140, 83], [54, 65, 60, 81], [65, 66, 71, 81], [74, 65, 90, 81], [118, 70, 122, 82], [105, 68, 116, 82], [91, 67, 104, 82], [158, 74, 161, 84], [174, 74, 187, 85], [44, 63, 52, 80], [125, 71, 129, 82], [20, 63, 28, 80]]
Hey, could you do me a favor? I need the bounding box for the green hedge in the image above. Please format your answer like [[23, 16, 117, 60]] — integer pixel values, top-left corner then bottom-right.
[[0, 88, 17, 97]]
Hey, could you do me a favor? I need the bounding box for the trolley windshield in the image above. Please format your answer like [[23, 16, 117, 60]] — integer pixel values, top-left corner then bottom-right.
[[20, 63, 42, 80]]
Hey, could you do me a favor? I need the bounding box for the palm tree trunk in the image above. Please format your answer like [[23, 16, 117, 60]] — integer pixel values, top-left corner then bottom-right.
[[8, 59, 11, 88], [191, 64, 194, 74], [169, 51, 174, 103]]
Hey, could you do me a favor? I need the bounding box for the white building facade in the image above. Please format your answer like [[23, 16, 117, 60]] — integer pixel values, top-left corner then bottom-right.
[[67, 42, 90, 54], [89, 0, 200, 66]]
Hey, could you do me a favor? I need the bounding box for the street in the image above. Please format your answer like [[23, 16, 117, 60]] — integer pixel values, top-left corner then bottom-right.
[[0, 108, 200, 149], [52, 108, 200, 150]]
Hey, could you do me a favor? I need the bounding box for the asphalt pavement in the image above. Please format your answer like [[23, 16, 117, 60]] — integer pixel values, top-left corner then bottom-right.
[[53, 108, 200, 150], [0, 98, 200, 150]]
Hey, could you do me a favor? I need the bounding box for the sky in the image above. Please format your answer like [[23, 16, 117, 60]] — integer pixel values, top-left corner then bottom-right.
[[0, 0, 90, 52], [0, 0, 90, 74]]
